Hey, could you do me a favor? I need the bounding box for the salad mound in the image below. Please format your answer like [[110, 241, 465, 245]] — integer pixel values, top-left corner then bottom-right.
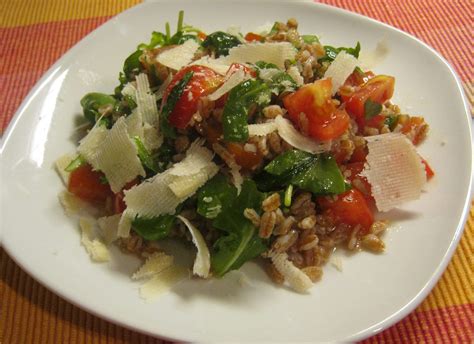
[[57, 12, 433, 294]]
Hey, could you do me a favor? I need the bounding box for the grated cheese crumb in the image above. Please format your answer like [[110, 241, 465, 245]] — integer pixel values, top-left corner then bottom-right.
[[97, 214, 121, 244], [79, 218, 110, 262], [55, 153, 77, 186], [248, 121, 277, 136], [269, 251, 312, 293]]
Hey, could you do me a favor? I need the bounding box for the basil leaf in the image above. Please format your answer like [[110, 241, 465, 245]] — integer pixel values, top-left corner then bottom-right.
[[364, 99, 382, 120], [132, 214, 176, 241], [202, 31, 241, 57], [301, 34, 320, 44], [160, 71, 194, 138], [80, 93, 116, 124], [211, 180, 267, 276], [64, 155, 86, 172], [319, 41, 361, 62], [222, 79, 271, 142], [197, 174, 237, 219]]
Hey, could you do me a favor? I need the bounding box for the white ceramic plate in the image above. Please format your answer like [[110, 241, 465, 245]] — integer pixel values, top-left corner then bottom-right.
[[1, 0, 472, 342]]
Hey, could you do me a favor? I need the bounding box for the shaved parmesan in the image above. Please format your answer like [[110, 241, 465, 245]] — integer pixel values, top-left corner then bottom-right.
[[226, 26, 246, 42], [136, 73, 159, 125], [330, 256, 343, 272], [248, 121, 277, 136], [226, 42, 296, 69], [324, 51, 359, 95], [156, 39, 200, 70], [58, 191, 102, 218], [258, 68, 280, 82], [253, 22, 273, 35], [125, 109, 144, 139], [139, 266, 188, 301], [77, 124, 108, 164], [169, 165, 219, 198], [117, 212, 133, 238], [169, 140, 215, 176], [55, 153, 76, 186], [132, 252, 174, 280], [79, 218, 110, 262], [275, 115, 331, 154], [177, 216, 211, 278], [362, 133, 426, 212], [269, 251, 312, 293], [97, 214, 121, 244], [208, 69, 248, 101], [121, 82, 137, 101], [286, 66, 304, 86], [90, 117, 145, 193], [143, 123, 163, 150], [191, 56, 230, 75]]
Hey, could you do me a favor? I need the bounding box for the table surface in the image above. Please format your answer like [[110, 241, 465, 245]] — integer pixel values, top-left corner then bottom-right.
[[1, 1, 473, 343]]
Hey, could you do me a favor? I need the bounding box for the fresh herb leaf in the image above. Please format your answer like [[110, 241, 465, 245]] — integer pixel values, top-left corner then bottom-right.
[[211, 180, 267, 276], [134, 136, 158, 174], [64, 155, 86, 172], [80, 93, 117, 124], [197, 174, 237, 219], [384, 115, 399, 130], [268, 22, 279, 36], [160, 71, 194, 138], [132, 214, 176, 241], [319, 41, 361, 62], [99, 175, 109, 185], [153, 141, 175, 172], [254, 61, 297, 95], [256, 150, 346, 195], [202, 31, 241, 57], [301, 34, 320, 44], [364, 99, 382, 120], [222, 79, 271, 142], [255, 61, 279, 70]]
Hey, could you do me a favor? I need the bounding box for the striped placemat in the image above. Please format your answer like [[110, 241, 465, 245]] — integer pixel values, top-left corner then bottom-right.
[[1, 1, 472, 342]]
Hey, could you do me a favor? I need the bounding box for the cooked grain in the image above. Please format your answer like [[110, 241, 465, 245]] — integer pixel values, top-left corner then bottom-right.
[[243, 208, 260, 228], [259, 211, 277, 238], [302, 266, 323, 282], [272, 229, 298, 252], [262, 193, 281, 212]]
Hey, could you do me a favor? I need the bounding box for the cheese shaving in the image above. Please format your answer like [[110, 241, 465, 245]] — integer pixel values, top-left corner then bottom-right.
[[156, 39, 200, 70], [226, 42, 296, 69], [154, 73, 173, 101], [169, 165, 219, 199], [143, 123, 163, 150], [121, 82, 137, 101], [125, 109, 144, 139], [139, 266, 189, 301], [324, 51, 359, 95], [330, 256, 343, 272], [97, 214, 121, 244], [169, 139, 215, 176], [191, 57, 230, 75], [117, 212, 133, 238], [55, 153, 77, 186], [269, 251, 312, 293], [275, 115, 331, 154], [77, 124, 108, 164], [286, 66, 304, 86], [248, 121, 277, 136], [208, 69, 248, 101], [136, 73, 159, 125], [362, 133, 426, 212], [79, 218, 110, 262], [58, 191, 102, 218], [177, 216, 211, 278], [132, 252, 174, 280]]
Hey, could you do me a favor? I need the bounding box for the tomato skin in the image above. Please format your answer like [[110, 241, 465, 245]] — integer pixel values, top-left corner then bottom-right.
[[113, 179, 139, 214], [68, 164, 112, 203], [318, 189, 374, 234], [400, 116, 428, 145], [421, 157, 435, 180], [165, 65, 224, 129], [344, 162, 373, 200], [226, 62, 257, 77], [343, 75, 395, 122], [283, 78, 350, 141], [226, 142, 262, 170], [245, 32, 264, 42], [350, 145, 368, 163], [344, 70, 375, 87]]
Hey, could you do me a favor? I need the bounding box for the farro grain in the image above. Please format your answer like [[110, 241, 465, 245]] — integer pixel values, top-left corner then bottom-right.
[[274, 216, 296, 235], [361, 234, 385, 252], [174, 135, 190, 153], [266, 262, 285, 284], [302, 266, 323, 282], [268, 132, 283, 154], [272, 229, 298, 252], [370, 220, 388, 235], [262, 193, 281, 212], [298, 215, 317, 230], [263, 104, 284, 118], [347, 225, 361, 250], [299, 234, 319, 251], [243, 208, 260, 228], [259, 211, 277, 238]]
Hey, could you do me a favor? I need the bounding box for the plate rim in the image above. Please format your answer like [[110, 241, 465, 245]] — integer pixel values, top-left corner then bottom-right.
[[1, 0, 473, 341]]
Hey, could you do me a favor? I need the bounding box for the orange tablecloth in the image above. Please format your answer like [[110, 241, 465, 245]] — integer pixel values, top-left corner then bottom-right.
[[1, 1, 472, 342]]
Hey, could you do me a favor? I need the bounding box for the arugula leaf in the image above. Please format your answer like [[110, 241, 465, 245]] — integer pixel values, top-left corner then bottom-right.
[[197, 174, 237, 219], [364, 99, 382, 120], [80, 93, 117, 125], [268, 22, 279, 36], [211, 180, 267, 276], [160, 71, 194, 138], [255, 61, 279, 70], [153, 141, 175, 172], [384, 114, 399, 130], [319, 41, 361, 62], [64, 155, 86, 172], [222, 79, 271, 142], [202, 31, 241, 57], [132, 214, 176, 241], [133, 136, 158, 174], [254, 61, 297, 95], [301, 34, 320, 44], [256, 150, 346, 195]]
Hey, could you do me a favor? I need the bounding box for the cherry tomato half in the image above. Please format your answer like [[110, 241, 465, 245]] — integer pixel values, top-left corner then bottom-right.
[[68, 164, 112, 204]]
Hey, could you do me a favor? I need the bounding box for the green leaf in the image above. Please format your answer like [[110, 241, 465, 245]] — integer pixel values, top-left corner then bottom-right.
[[319, 42, 361, 62], [268, 22, 279, 36], [160, 71, 194, 138], [385, 115, 399, 130], [64, 155, 86, 172], [80, 93, 117, 124], [255, 61, 279, 70], [153, 141, 175, 172], [197, 174, 237, 219], [256, 150, 346, 195], [132, 214, 176, 241], [222, 79, 271, 142], [364, 99, 382, 120], [301, 35, 320, 44], [211, 180, 267, 276], [254, 61, 297, 95], [133, 136, 158, 174], [284, 184, 293, 207], [202, 31, 241, 57]]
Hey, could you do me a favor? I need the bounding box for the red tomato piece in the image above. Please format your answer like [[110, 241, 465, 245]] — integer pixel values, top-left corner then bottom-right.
[[164, 65, 224, 129], [318, 189, 374, 234], [226, 62, 257, 78], [420, 157, 435, 180], [400, 116, 428, 145], [68, 164, 112, 203], [244, 32, 264, 42], [344, 70, 375, 87], [344, 162, 373, 200], [113, 179, 139, 214], [283, 78, 350, 141], [226, 142, 262, 170], [342, 75, 395, 122]]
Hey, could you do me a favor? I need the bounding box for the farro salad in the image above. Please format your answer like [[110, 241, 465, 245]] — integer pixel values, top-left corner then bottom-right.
[[56, 13, 433, 294]]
